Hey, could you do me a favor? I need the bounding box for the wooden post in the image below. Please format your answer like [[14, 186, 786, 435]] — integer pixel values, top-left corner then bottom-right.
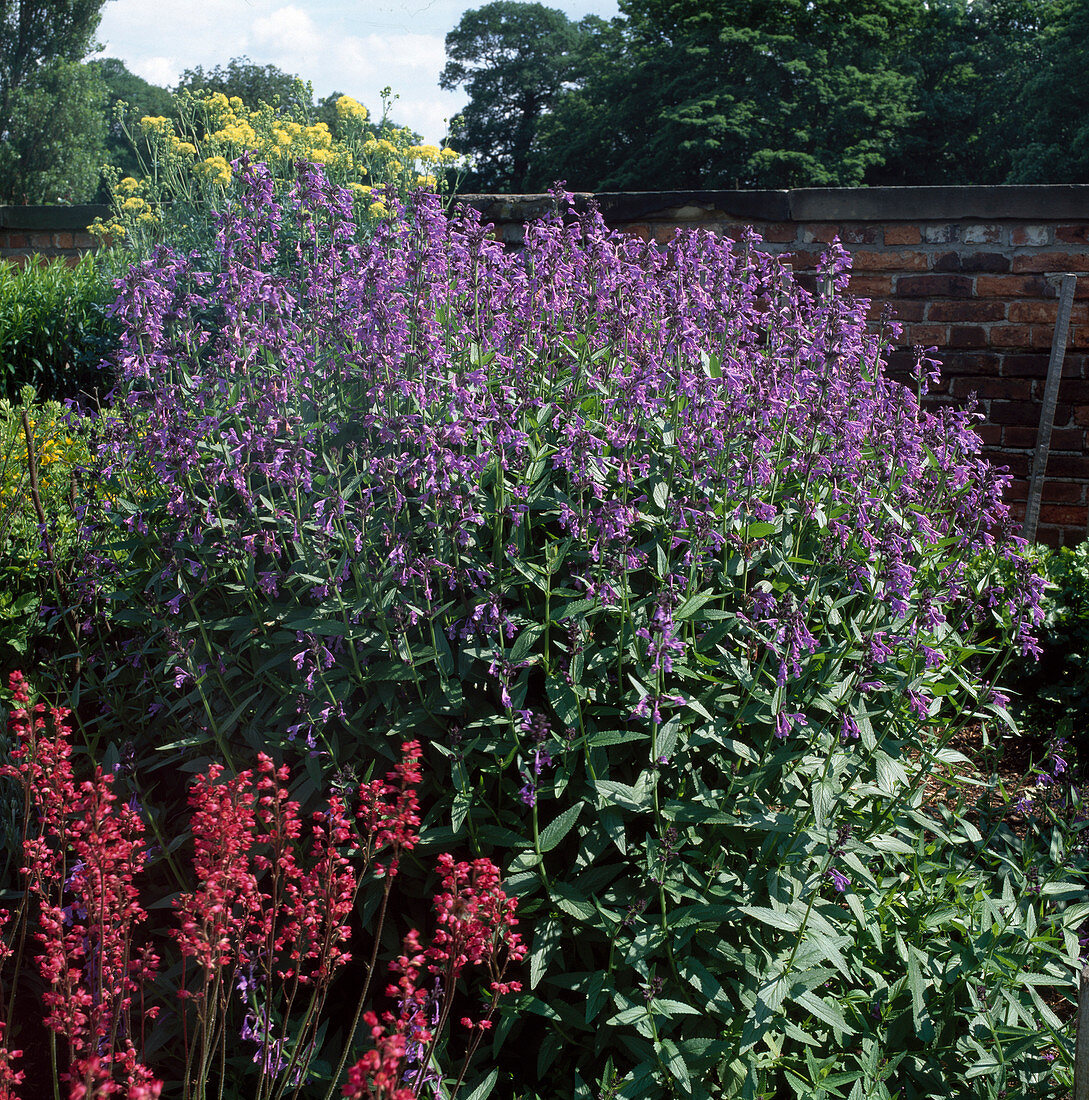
[[1076, 961, 1089, 1100], [1024, 273, 1078, 543]]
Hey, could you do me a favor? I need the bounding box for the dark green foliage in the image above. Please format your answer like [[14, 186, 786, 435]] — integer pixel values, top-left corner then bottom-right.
[[1007, 0, 1089, 182], [0, 0, 108, 202], [89, 58, 175, 189], [441, 1, 589, 191], [174, 55, 311, 114], [1009, 542, 1089, 753], [0, 59, 108, 203], [0, 251, 123, 401], [459, 0, 1086, 188]]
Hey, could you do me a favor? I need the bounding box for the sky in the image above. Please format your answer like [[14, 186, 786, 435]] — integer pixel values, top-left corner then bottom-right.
[[93, 0, 620, 146]]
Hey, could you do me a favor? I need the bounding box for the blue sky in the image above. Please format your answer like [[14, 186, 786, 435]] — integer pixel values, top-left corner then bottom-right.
[[93, 0, 621, 145]]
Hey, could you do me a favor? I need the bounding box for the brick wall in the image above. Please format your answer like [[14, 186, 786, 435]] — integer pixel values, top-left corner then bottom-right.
[[0, 205, 104, 263], [5, 190, 1089, 545], [465, 187, 1089, 547]]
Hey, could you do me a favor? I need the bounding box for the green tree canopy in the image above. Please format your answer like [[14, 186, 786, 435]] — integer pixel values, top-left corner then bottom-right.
[[89, 57, 173, 185], [0, 58, 107, 202], [174, 55, 311, 113], [0, 0, 108, 202], [538, 0, 922, 190], [1006, 0, 1089, 182], [441, 1, 587, 191]]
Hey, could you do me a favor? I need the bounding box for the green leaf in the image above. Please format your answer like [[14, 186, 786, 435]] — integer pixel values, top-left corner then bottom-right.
[[740, 906, 802, 932], [529, 917, 562, 990], [460, 1068, 498, 1100], [538, 802, 583, 852]]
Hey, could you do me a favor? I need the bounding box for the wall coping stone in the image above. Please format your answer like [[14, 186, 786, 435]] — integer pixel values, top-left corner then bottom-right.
[[0, 205, 108, 230], [460, 185, 1089, 224], [2, 188, 1088, 234]]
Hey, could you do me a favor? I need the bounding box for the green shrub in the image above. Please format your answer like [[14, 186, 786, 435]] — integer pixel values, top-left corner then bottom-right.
[[0, 387, 90, 675], [0, 251, 124, 402], [57, 167, 1077, 1099], [1006, 541, 1089, 754]]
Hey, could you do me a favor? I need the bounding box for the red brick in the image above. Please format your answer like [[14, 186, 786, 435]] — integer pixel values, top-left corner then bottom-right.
[[28, 232, 53, 249], [783, 250, 824, 270], [52, 231, 74, 249], [977, 423, 1003, 445], [990, 401, 1039, 426], [1070, 326, 1089, 349], [989, 325, 1034, 347], [1010, 301, 1089, 325], [898, 274, 974, 298], [1039, 504, 1089, 526], [620, 223, 652, 242], [1056, 225, 1089, 245], [976, 274, 1057, 298], [1003, 478, 1029, 500], [1036, 526, 1064, 548], [948, 325, 987, 347], [942, 351, 1001, 375], [1012, 226, 1051, 246], [1010, 301, 1060, 324], [1041, 481, 1086, 503], [909, 324, 949, 346], [1042, 453, 1089, 477], [927, 301, 1006, 322], [0, 231, 28, 249], [933, 251, 1011, 273], [839, 225, 881, 245], [1049, 428, 1088, 449], [952, 377, 1031, 400], [852, 249, 928, 272], [800, 223, 841, 243], [1012, 252, 1089, 273], [1049, 379, 1089, 401], [759, 222, 798, 243], [1000, 353, 1052, 377], [885, 224, 922, 245], [886, 299, 926, 322], [847, 274, 893, 297], [1002, 425, 1039, 448], [963, 224, 1005, 245]]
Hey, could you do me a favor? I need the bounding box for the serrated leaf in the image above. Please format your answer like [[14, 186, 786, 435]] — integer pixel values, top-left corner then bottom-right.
[[529, 918, 562, 990], [460, 1068, 498, 1100], [539, 802, 583, 852], [740, 906, 802, 932]]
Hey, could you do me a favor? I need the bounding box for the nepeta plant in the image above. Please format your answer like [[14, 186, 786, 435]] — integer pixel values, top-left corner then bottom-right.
[[61, 160, 1082, 1097]]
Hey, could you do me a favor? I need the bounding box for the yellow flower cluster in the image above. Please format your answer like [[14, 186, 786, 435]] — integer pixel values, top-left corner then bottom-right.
[[0, 406, 84, 507], [92, 86, 469, 255]]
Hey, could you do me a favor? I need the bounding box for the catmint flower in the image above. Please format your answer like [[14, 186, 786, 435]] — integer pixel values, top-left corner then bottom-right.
[[827, 867, 850, 893]]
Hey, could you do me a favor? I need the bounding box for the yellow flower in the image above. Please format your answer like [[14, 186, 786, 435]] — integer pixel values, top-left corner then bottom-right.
[[369, 201, 388, 218], [335, 95, 368, 122], [116, 176, 142, 195], [229, 96, 244, 110], [139, 115, 171, 136], [121, 196, 146, 213]]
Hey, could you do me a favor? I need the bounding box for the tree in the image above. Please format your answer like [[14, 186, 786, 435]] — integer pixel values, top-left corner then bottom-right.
[[441, 1, 586, 192], [538, 0, 922, 191], [0, 59, 107, 202], [88, 58, 173, 186], [0, 0, 108, 202], [1005, 0, 1089, 182], [174, 56, 311, 114]]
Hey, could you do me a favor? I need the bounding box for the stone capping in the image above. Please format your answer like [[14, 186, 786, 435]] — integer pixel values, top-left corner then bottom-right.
[[0, 204, 108, 230], [2, 187, 1088, 234], [458, 185, 1089, 224]]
